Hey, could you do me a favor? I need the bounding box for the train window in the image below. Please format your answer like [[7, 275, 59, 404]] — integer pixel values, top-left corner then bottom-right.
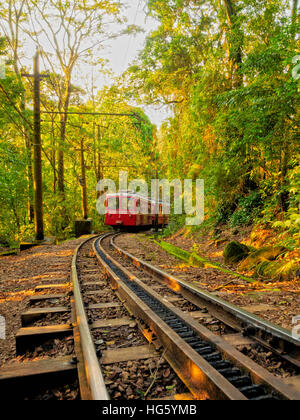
[[136, 199, 141, 212], [120, 197, 127, 211], [107, 197, 119, 211], [128, 197, 135, 212]]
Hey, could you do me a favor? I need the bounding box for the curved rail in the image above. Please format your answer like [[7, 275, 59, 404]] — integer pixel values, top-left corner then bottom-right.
[[72, 235, 110, 400], [94, 234, 300, 401], [111, 234, 300, 367]]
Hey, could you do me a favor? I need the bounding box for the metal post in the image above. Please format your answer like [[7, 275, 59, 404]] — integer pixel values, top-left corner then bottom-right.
[[33, 51, 44, 241], [80, 138, 88, 220], [155, 167, 159, 232]]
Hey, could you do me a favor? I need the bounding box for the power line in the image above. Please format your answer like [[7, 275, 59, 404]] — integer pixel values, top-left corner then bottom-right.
[[122, 0, 142, 70]]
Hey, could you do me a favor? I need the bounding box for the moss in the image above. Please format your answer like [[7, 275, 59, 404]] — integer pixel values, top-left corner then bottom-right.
[[255, 259, 299, 281], [223, 241, 250, 264], [0, 249, 18, 256], [155, 240, 190, 262], [155, 240, 256, 283], [189, 253, 205, 268], [255, 261, 272, 277], [250, 246, 287, 261], [239, 246, 288, 272]]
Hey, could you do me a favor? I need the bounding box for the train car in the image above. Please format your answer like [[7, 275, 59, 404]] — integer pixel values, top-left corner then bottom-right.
[[104, 191, 169, 230]]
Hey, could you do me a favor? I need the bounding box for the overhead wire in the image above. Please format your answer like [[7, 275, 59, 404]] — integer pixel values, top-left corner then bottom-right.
[[122, 0, 142, 71]]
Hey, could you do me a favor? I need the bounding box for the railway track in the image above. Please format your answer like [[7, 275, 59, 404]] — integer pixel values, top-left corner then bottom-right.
[[111, 234, 300, 370], [0, 235, 103, 400], [1, 233, 299, 400], [0, 235, 190, 400], [93, 232, 300, 400]]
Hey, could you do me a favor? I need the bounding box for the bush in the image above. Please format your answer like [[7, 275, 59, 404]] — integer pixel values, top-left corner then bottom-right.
[[161, 214, 186, 238], [223, 241, 250, 264], [229, 191, 263, 227]]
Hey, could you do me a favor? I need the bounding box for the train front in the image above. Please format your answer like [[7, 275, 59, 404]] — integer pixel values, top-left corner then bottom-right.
[[104, 193, 137, 228]]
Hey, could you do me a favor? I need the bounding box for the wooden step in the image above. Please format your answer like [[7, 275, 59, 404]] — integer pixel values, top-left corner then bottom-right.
[[189, 311, 213, 320], [30, 294, 65, 305], [82, 273, 100, 278], [88, 302, 121, 310], [82, 281, 105, 287], [0, 357, 77, 397], [101, 345, 159, 364], [155, 393, 195, 401], [223, 334, 254, 347], [35, 284, 70, 292], [85, 290, 111, 296], [92, 317, 132, 329], [21, 306, 69, 326], [81, 269, 99, 274], [162, 296, 183, 303], [16, 324, 72, 354]]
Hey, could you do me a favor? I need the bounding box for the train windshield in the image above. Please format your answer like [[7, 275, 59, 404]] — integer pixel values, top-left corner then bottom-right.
[[107, 197, 119, 211], [107, 196, 136, 212], [120, 197, 135, 211]]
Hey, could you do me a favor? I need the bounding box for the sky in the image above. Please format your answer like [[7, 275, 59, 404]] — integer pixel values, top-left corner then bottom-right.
[[98, 0, 172, 127], [6, 0, 172, 128]]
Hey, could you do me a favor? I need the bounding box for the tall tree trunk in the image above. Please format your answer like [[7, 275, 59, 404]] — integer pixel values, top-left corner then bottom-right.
[[96, 125, 102, 199], [223, 0, 243, 88], [58, 72, 72, 203], [8, 0, 35, 224], [58, 115, 66, 197], [25, 133, 34, 222], [51, 118, 56, 193], [292, 0, 299, 39], [292, 0, 299, 24]]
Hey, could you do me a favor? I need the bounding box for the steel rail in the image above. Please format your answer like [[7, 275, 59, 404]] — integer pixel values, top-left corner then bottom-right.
[[72, 235, 110, 401], [94, 234, 300, 401], [111, 234, 300, 366]]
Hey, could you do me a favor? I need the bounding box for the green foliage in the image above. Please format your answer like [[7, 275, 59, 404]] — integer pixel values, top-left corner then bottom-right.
[[0, 0, 299, 250], [127, 0, 299, 247], [156, 240, 255, 282], [272, 164, 300, 248], [160, 214, 186, 238], [223, 241, 250, 264], [229, 192, 263, 227]]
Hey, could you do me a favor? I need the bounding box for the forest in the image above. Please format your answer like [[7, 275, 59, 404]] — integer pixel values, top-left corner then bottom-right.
[[0, 1, 299, 266]]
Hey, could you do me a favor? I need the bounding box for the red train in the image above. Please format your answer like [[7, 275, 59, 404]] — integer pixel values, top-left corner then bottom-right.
[[104, 191, 169, 230]]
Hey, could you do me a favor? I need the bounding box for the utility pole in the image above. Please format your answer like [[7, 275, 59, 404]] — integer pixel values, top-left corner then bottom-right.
[[154, 166, 159, 232], [22, 51, 49, 240], [80, 138, 88, 220], [97, 125, 102, 191], [33, 51, 44, 240]]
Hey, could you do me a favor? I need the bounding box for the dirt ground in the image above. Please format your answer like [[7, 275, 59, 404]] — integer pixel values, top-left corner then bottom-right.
[[115, 233, 300, 331], [0, 237, 85, 367]]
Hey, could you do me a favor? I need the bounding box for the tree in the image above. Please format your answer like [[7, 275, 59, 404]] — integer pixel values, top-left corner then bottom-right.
[[128, 0, 299, 241], [222, 0, 244, 87], [24, 0, 128, 212], [0, 0, 34, 222]]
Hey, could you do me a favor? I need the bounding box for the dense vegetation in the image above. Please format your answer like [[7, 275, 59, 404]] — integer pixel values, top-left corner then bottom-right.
[[0, 0, 299, 256], [0, 1, 156, 246], [126, 0, 299, 249]]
